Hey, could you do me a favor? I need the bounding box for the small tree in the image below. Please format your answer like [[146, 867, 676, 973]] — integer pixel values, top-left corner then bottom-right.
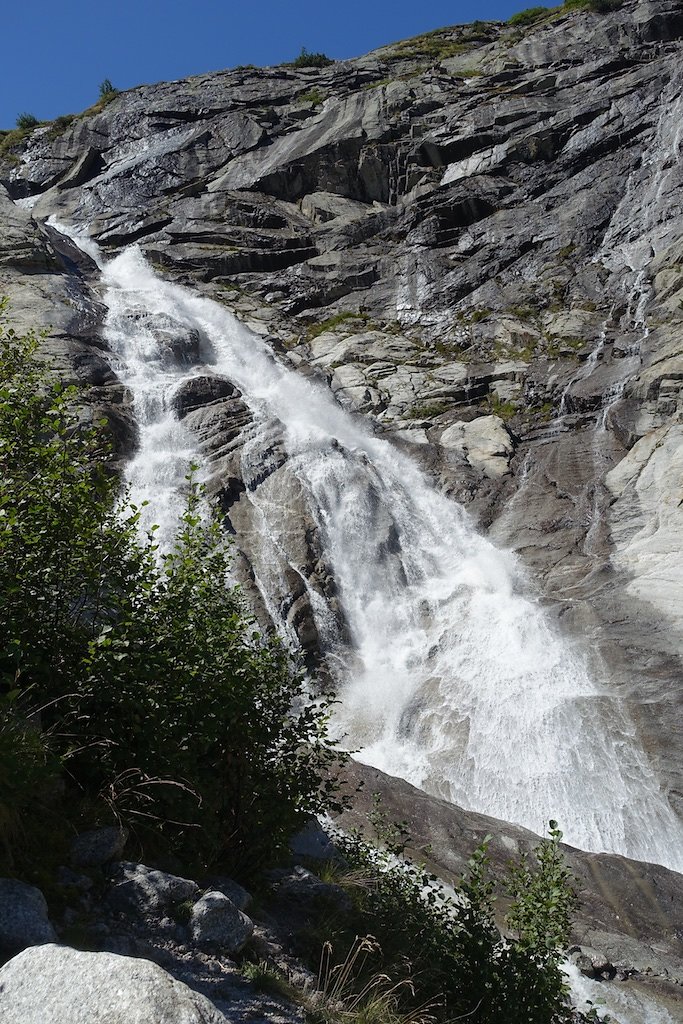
[[98, 78, 118, 99], [289, 47, 335, 69], [0, 301, 344, 875], [15, 112, 39, 130]]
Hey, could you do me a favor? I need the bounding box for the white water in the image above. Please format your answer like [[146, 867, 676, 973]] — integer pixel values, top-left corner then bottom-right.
[[564, 963, 679, 1024], [52, 222, 683, 871]]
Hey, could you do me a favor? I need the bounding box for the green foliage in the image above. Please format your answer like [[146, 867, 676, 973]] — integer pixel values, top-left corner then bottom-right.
[[15, 112, 39, 130], [508, 7, 551, 27], [406, 401, 448, 420], [564, 0, 622, 10], [0, 302, 344, 877], [289, 47, 335, 69], [487, 394, 519, 420], [389, 31, 470, 63], [98, 78, 118, 98], [46, 114, 76, 139], [328, 805, 576, 1024], [307, 312, 366, 339], [299, 88, 326, 106], [242, 960, 301, 1002]]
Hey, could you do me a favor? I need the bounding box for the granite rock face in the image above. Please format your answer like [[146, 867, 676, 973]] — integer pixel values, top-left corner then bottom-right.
[[1, 0, 683, 910]]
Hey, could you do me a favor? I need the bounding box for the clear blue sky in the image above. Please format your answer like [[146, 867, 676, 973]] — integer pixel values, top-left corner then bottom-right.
[[2, 1, 549, 129]]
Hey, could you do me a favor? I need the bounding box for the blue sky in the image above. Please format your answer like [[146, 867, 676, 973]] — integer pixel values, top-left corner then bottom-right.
[[2, 1, 549, 129]]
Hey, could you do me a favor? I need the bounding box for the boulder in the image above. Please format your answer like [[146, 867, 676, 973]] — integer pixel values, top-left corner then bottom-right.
[[189, 891, 254, 952], [270, 866, 352, 915], [70, 826, 128, 868], [171, 375, 242, 418], [439, 415, 514, 478], [107, 862, 198, 916], [0, 880, 57, 960], [203, 876, 252, 912], [0, 945, 226, 1023]]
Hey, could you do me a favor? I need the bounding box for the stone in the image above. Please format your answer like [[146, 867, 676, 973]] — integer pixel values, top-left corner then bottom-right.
[[2, 4, 683, 995], [70, 826, 128, 868], [171, 375, 242, 418], [439, 415, 514, 478], [203, 876, 252, 912], [0, 879, 57, 959], [290, 820, 344, 863], [270, 866, 352, 915], [0, 945, 226, 1023], [107, 862, 199, 916], [189, 891, 254, 952]]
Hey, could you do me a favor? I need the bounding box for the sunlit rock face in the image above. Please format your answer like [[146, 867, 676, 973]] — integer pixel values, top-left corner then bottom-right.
[[2, 0, 683, 865]]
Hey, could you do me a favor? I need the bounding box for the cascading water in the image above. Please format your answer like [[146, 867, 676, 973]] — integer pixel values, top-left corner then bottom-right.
[[53, 222, 683, 872], [564, 962, 680, 1024]]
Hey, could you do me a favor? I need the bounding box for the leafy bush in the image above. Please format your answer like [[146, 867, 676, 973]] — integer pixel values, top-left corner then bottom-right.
[[564, 0, 622, 11], [0, 301, 343, 876], [298, 88, 326, 106], [15, 112, 39, 130], [508, 7, 551, 26], [328, 808, 577, 1024], [289, 47, 335, 68], [98, 78, 118, 98]]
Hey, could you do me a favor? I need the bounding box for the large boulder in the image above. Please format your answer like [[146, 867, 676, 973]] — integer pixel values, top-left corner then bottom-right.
[[107, 862, 199, 916], [0, 945, 226, 1023], [189, 891, 254, 952], [0, 880, 57, 960], [70, 826, 128, 868]]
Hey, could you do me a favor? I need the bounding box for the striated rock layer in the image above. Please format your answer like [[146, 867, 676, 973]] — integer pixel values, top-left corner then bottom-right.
[[2, 0, 683, 861]]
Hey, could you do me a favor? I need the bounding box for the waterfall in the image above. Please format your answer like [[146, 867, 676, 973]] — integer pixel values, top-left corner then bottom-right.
[[53, 224, 683, 872], [564, 962, 679, 1024]]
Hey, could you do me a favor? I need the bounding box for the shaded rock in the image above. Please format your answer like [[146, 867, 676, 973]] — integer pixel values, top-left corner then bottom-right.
[[203, 876, 252, 912], [270, 866, 352, 915], [107, 862, 199, 916], [290, 820, 344, 863], [0, 880, 57, 960], [189, 891, 254, 952], [70, 826, 128, 868], [0, 944, 226, 1023], [172, 375, 242, 418]]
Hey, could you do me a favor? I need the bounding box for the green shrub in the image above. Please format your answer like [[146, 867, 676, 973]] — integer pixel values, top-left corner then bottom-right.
[[298, 88, 325, 106], [330, 807, 577, 1024], [564, 0, 622, 11], [98, 78, 118, 98], [289, 47, 335, 69], [508, 7, 550, 27], [0, 301, 344, 876], [15, 112, 39, 130]]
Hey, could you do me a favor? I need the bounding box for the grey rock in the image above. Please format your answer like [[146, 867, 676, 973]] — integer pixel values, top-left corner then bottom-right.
[[107, 862, 199, 915], [189, 891, 254, 952], [270, 866, 352, 915], [0, 944, 226, 1023], [70, 826, 128, 868], [203, 876, 252, 912], [290, 820, 344, 863], [0, 879, 57, 959]]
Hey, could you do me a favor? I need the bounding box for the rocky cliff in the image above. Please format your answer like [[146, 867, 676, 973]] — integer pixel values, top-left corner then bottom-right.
[[3, 0, 682, 806], [2, 0, 683, 1017]]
